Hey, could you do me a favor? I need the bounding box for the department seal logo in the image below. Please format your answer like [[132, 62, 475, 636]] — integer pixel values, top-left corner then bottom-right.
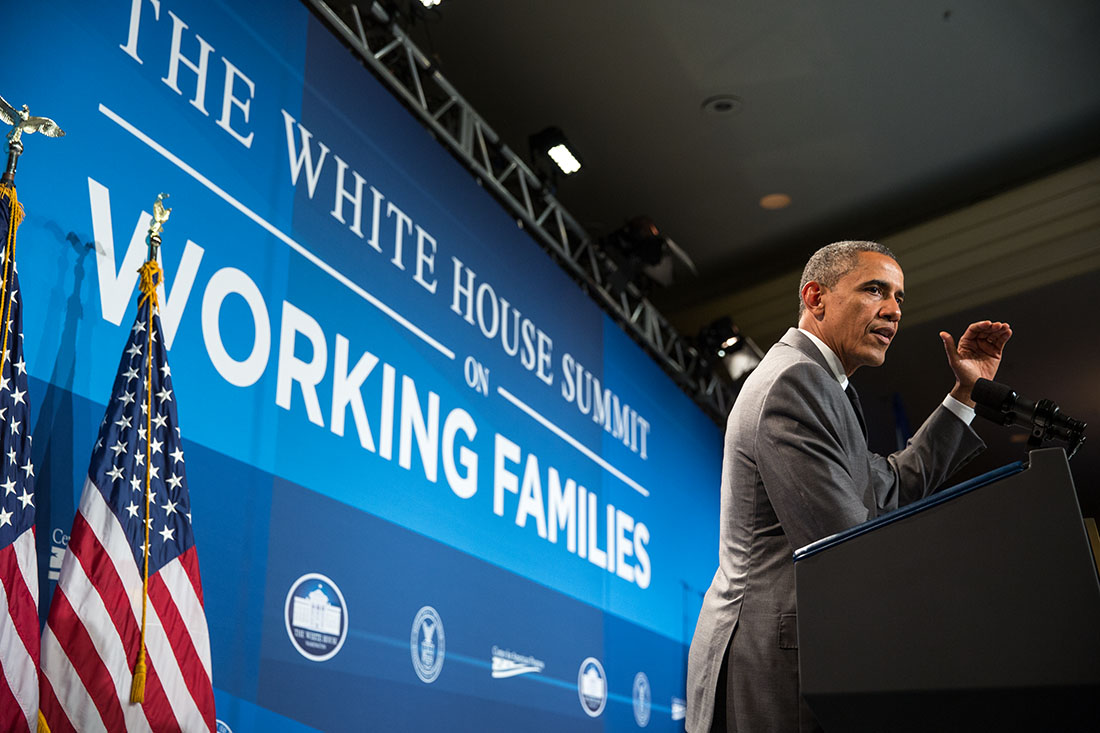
[[284, 573, 348, 662], [577, 657, 607, 717], [215, 721, 232, 733], [411, 605, 445, 683], [632, 671, 651, 727]]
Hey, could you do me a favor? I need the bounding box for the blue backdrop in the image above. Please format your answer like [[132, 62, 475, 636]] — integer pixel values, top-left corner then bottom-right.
[[8, 1, 722, 730]]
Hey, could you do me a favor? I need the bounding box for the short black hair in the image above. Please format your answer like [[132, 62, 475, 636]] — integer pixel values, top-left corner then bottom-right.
[[798, 241, 897, 317]]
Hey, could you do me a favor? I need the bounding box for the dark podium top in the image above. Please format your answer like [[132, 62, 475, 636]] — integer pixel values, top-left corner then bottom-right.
[[793, 448, 1100, 732]]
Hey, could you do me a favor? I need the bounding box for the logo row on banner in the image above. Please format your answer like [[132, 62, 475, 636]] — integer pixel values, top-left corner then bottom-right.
[[281, 572, 685, 727]]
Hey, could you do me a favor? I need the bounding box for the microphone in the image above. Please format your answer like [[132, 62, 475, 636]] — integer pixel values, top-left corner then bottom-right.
[[971, 378, 1086, 455]]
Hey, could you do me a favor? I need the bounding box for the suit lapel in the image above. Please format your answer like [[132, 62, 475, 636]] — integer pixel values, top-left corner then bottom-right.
[[778, 328, 868, 444]]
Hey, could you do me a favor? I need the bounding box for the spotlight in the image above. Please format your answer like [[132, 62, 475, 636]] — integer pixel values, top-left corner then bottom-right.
[[418, 0, 443, 8], [530, 126, 583, 176], [698, 317, 764, 381], [604, 216, 697, 293]]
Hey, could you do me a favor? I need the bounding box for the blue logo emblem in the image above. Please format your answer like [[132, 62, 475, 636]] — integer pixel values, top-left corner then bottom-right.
[[215, 721, 232, 733], [284, 573, 348, 662], [577, 657, 607, 717], [411, 605, 445, 683]]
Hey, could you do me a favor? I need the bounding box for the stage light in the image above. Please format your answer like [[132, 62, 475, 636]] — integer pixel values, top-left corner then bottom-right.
[[547, 143, 581, 174], [530, 126, 583, 176], [720, 334, 741, 351], [698, 317, 764, 381], [603, 216, 697, 293], [418, 0, 443, 8]]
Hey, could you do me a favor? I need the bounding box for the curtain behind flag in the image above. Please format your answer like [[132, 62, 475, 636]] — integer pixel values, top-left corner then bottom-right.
[[39, 257, 215, 731], [0, 185, 41, 732]]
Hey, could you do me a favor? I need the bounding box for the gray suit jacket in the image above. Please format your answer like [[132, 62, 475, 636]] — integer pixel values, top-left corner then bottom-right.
[[686, 328, 984, 732]]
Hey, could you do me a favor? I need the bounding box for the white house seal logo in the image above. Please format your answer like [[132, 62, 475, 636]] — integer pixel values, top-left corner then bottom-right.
[[411, 605, 445, 683], [577, 657, 607, 717], [284, 573, 348, 662], [632, 671, 652, 727]]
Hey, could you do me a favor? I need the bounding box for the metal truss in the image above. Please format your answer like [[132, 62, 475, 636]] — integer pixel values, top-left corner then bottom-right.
[[306, 0, 735, 423]]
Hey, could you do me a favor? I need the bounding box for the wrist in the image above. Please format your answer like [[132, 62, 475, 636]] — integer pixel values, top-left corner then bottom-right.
[[950, 382, 976, 407]]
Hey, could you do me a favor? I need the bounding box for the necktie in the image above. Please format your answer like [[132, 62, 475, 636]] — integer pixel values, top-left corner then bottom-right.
[[845, 384, 868, 442]]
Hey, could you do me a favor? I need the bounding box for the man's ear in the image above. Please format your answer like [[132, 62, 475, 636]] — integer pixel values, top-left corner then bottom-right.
[[801, 281, 826, 319]]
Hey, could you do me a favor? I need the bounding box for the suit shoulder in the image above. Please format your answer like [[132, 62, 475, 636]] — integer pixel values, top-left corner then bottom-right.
[[728, 348, 839, 430], [748, 345, 836, 395]]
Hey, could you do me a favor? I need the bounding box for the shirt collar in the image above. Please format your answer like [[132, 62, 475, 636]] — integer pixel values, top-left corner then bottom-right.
[[798, 328, 849, 389]]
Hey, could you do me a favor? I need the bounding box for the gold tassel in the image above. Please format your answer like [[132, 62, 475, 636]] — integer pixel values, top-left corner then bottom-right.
[[0, 184, 24, 382], [37, 710, 51, 733], [131, 257, 160, 706], [130, 647, 147, 702]]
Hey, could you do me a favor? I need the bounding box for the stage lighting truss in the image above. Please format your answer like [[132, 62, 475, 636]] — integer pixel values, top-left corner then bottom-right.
[[307, 1, 735, 423]]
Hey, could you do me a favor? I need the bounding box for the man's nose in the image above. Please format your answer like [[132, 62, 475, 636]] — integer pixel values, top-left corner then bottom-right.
[[880, 300, 901, 321]]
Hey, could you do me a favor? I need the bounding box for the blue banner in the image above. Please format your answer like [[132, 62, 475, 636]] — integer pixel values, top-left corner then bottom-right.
[[10, 1, 721, 729]]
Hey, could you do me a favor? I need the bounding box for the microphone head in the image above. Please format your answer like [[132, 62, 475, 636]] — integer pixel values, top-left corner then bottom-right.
[[971, 378, 1016, 412]]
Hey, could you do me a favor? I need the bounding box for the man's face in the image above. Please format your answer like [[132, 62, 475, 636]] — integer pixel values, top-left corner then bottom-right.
[[816, 252, 904, 375]]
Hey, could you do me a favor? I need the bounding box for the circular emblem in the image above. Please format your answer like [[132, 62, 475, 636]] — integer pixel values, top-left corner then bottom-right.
[[284, 573, 348, 662], [632, 671, 651, 727], [411, 606, 445, 683], [215, 721, 233, 733], [577, 657, 607, 717]]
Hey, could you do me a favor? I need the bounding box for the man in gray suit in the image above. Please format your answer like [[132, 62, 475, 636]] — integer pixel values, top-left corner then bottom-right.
[[686, 241, 1012, 732]]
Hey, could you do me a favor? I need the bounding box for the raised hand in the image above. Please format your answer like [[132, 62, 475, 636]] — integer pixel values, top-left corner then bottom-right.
[[939, 320, 1012, 406]]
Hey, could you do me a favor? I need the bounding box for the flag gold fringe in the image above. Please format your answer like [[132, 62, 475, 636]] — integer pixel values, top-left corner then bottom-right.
[[37, 710, 50, 733], [130, 258, 162, 704], [0, 183, 24, 384]]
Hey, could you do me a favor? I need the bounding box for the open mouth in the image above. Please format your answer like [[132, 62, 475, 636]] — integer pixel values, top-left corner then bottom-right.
[[871, 327, 894, 345]]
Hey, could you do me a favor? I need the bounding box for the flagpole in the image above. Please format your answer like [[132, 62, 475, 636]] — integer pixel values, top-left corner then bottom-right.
[[130, 193, 169, 704], [1, 138, 21, 186]]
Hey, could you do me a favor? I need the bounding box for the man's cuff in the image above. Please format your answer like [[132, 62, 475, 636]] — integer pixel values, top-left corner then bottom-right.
[[942, 394, 976, 425]]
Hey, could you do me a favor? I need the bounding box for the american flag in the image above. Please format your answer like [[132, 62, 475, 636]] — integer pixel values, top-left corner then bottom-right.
[[0, 188, 40, 732], [39, 260, 216, 731]]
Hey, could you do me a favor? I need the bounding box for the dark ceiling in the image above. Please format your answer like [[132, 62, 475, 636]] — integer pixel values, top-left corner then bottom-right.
[[326, 0, 1100, 327]]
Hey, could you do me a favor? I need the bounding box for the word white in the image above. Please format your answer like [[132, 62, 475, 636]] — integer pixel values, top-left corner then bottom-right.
[[281, 112, 440, 296]]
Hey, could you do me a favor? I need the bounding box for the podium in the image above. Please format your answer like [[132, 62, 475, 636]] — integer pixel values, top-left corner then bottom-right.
[[793, 448, 1100, 731]]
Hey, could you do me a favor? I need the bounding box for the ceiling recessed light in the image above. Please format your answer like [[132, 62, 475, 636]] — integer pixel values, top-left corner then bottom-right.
[[759, 193, 792, 210], [701, 95, 744, 116]]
